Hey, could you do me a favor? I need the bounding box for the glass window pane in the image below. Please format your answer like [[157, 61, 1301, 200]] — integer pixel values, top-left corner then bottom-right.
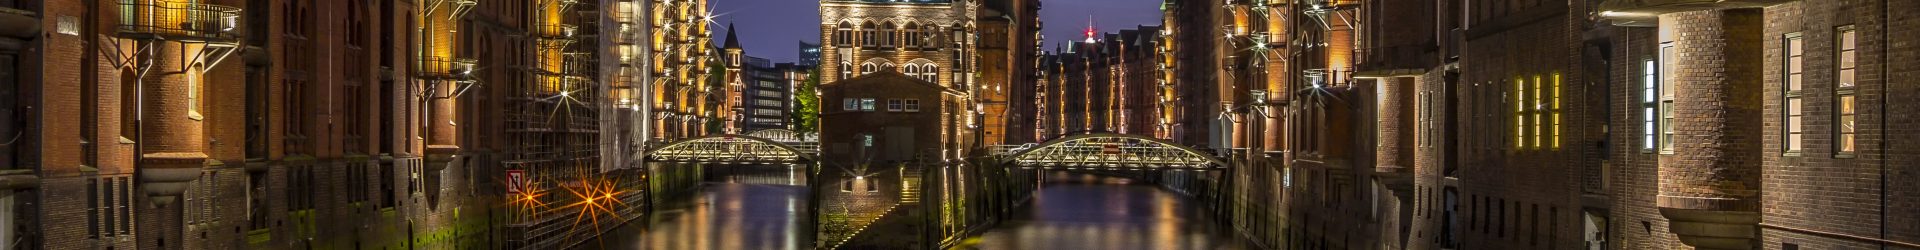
[[1841, 30, 1856, 50], [1788, 73, 1802, 91], [1788, 98, 1803, 115], [1839, 70, 1855, 88], [1789, 56, 1802, 74], [1841, 96, 1856, 114], [1842, 134, 1856, 152], [1788, 133, 1802, 151], [1788, 37, 1803, 54], [1789, 115, 1802, 133], [1840, 50, 1856, 69]]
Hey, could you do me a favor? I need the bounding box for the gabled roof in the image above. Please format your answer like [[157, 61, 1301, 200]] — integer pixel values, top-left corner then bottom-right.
[[723, 23, 743, 50]]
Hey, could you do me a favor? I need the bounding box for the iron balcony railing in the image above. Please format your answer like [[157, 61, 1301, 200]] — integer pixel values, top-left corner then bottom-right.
[[116, 0, 241, 41], [536, 24, 577, 39], [413, 56, 478, 79]]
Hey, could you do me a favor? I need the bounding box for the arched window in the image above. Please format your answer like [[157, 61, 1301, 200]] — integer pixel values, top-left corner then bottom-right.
[[835, 22, 853, 46], [881, 63, 895, 73], [862, 62, 878, 74], [840, 61, 853, 80], [903, 64, 919, 77], [879, 21, 895, 48], [903, 22, 919, 48], [861, 21, 877, 47], [922, 65, 939, 82]]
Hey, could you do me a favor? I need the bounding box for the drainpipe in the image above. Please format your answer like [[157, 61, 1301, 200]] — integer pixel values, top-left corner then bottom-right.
[[1880, 0, 1890, 248]]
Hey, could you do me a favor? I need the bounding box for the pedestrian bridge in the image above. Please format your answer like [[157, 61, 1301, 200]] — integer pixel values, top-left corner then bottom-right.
[[645, 129, 820, 164], [990, 133, 1227, 170]]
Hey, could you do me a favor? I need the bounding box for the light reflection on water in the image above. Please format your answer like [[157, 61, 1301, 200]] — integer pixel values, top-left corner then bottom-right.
[[582, 166, 1250, 250], [581, 165, 812, 250], [959, 172, 1255, 250]]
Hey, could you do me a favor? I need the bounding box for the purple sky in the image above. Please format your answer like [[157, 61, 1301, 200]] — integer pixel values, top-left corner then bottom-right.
[[714, 0, 1164, 63]]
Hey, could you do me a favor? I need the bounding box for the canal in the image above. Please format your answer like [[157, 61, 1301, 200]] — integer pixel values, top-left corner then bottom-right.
[[578, 164, 1256, 249]]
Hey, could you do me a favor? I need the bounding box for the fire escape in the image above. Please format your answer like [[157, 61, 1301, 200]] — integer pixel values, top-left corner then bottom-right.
[[505, 0, 615, 248], [107, 0, 244, 203], [414, 0, 479, 175]]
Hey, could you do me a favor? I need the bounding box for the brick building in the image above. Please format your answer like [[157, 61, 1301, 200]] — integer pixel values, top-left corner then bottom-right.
[[819, 0, 980, 160], [1165, 0, 1920, 249], [0, 0, 652, 249], [1032, 26, 1162, 140], [820, 70, 963, 164]]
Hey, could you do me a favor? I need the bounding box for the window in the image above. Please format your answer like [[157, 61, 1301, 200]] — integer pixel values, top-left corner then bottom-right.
[[905, 99, 921, 112], [1642, 59, 1657, 151], [861, 98, 876, 111], [1515, 78, 1528, 149], [1784, 33, 1805, 154], [755, 99, 782, 107], [757, 90, 781, 98], [1660, 43, 1676, 153], [841, 61, 853, 79], [888, 99, 905, 112], [861, 22, 876, 47], [754, 109, 782, 116], [922, 65, 940, 82], [835, 22, 853, 46], [1835, 26, 1857, 155], [1551, 74, 1561, 148], [903, 23, 920, 47], [862, 63, 878, 74], [844, 98, 858, 111], [904, 64, 919, 77], [879, 22, 895, 48]]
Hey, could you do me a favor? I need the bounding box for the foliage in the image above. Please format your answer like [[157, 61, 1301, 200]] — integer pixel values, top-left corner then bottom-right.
[[791, 68, 823, 133]]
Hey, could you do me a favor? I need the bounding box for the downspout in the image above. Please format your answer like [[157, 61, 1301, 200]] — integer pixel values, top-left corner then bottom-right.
[[1880, 0, 1890, 248]]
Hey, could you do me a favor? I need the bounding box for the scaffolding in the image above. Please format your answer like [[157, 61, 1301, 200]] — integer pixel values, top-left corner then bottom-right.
[[503, 0, 614, 248]]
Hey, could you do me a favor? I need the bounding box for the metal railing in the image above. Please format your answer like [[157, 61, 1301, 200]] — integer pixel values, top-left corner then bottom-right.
[[413, 56, 477, 79], [536, 24, 577, 39], [116, 0, 241, 41]]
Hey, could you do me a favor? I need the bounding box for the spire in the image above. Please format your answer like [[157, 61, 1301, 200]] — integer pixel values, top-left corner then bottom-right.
[[723, 23, 743, 50]]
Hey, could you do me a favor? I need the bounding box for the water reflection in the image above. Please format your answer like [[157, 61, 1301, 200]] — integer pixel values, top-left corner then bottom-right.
[[958, 172, 1254, 250], [582, 165, 811, 250]]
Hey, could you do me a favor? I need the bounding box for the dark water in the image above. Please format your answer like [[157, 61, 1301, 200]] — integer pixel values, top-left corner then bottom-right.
[[578, 165, 814, 250], [579, 166, 1253, 250], [954, 173, 1256, 250]]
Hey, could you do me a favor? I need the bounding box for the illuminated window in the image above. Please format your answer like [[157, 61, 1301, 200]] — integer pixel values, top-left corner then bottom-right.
[[1660, 43, 1676, 153], [1836, 26, 1857, 155], [1515, 78, 1527, 149], [860, 98, 876, 111], [1784, 33, 1805, 154], [1533, 75, 1544, 148], [843, 98, 858, 111], [1642, 59, 1656, 152], [1551, 74, 1561, 148]]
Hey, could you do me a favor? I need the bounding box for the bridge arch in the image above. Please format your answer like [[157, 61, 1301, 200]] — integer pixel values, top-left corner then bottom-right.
[[1000, 133, 1227, 169], [646, 134, 817, 163], [745, 129, 815, 142]]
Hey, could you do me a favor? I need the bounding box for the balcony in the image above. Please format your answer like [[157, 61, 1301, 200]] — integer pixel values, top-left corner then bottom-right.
[[536, 24, 577, 39], [413, 56, 478, 80], [116, 0, 242, 42], [1596, 0, 1793, 26]]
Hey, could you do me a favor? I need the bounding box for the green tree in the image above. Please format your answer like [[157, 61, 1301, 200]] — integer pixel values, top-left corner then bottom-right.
[[790, 68, 822, 133]]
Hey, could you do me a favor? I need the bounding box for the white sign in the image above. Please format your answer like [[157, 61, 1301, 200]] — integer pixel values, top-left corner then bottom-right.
[[505, 170, 525, 194]]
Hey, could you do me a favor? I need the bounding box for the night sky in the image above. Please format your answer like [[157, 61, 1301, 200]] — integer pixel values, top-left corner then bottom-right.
[[713, 0, 1165, 63]]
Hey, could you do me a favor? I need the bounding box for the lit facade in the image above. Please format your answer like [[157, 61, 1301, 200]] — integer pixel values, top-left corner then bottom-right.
[[818, 0, 980, 160]]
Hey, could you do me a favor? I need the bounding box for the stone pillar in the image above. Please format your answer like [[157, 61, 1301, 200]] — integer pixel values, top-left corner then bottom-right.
[[1656, 8, 1765, 250], [425, 83, 459, 171], [1376, 77, 1416, 174], [139, 41, 209, 205]]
